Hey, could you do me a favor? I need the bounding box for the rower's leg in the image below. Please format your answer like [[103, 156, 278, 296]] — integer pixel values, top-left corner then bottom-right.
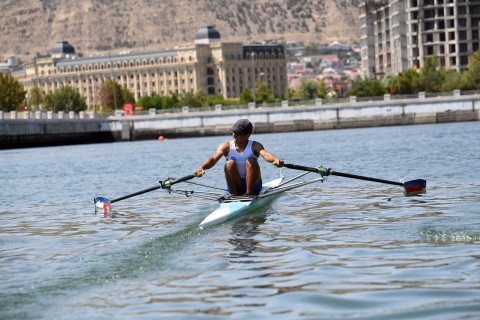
[[245, 158, 261, 195], [225, 160, 241, 195]]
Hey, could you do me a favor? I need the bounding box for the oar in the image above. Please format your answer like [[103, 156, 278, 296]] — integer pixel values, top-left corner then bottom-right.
[[283, 163, 426, 195], [94, 174, 196, 214]]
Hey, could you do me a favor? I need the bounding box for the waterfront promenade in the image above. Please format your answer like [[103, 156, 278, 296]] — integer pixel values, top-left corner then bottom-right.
[[1, 92, 479, 149]]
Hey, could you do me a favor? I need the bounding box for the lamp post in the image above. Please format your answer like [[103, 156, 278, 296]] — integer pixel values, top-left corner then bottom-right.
[[108, 51, 118, 112], [251, 52, 256, 106], [25, 93, 28, 112], [395, 39, 401, 94]]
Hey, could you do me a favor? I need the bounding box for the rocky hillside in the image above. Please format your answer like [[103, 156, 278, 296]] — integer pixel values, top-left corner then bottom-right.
[[0, 0, 360, 62]]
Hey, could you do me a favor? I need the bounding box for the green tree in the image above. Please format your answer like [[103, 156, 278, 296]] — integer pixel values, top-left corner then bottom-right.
[[137, 95, 154, 109], [441, 69, 465, 91], [178, 92, 202, 107], [96, 80, 135, 112], [195, 90, 207, 107], [205, 94, 225, 107], [121, 85, 135, 104], [0, 73, 26, 112], [398, 69, 422, 94], [285, 87, 296, 101], [240, 88, 253, 104], [29, 86, 43, 110], [418, 55, 445, 92], [346, 77, 385, 97], [255, 80, 272, 103], [463, 51, 480, 89], [43, 85, 86, 112], [151, 94, 164, 109], [298, 79, 317, 100], [317, 80, 328, 98]]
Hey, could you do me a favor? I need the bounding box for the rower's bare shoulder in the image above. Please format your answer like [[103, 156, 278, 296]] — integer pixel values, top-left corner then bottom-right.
[[251, 140, 265, 151], [217, 141, 231, 155]]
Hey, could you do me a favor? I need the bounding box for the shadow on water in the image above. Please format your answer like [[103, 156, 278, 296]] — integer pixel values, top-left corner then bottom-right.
[[0, 214, 217, 319]]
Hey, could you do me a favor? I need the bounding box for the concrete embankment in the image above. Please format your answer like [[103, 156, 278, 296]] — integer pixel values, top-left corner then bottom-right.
[[1, 94, 479, 149]]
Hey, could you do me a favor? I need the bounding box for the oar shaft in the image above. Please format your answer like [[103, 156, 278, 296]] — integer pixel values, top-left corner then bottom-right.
[[111, 185, 161, 203], [111, 174, 195, 203], [330, 170, 404, 187], [284, 163, 404, 187]]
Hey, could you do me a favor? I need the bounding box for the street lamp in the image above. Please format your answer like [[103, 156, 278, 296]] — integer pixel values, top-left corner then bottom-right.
[[395, 39, 401, 94], [25, 93, 28, 112], [251, 52, 256, 106], [108, 51, 118, 111]]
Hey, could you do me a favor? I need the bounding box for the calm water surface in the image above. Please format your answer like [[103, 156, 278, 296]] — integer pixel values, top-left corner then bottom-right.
[[1, 122, 479, 319]]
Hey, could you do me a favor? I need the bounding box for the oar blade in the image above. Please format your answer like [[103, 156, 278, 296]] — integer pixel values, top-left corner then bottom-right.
[[403, 179, 427, 196], [94, 197, 112, 216]]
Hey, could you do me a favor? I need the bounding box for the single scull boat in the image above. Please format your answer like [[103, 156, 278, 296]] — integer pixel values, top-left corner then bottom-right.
[[94, 170, 325, 228], [94, 163, 426, 227]]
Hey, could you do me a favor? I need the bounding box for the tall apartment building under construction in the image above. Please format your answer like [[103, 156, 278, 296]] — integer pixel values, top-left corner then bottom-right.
[[360, 0, 480, 78]]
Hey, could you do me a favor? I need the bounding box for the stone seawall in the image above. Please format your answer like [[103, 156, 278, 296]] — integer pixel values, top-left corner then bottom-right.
[[1, 95, 479, 149]]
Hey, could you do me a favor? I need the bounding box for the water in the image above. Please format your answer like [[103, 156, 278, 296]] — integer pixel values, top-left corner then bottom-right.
[[1, 122, 479, 319]]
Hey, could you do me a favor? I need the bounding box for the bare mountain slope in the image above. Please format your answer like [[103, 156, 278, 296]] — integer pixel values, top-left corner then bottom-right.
[[0, 0, 360, 61]]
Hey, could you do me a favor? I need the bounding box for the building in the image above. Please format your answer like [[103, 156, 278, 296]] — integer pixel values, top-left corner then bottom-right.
[[14, 26, 287, 110], [360, 0, 480, 79], [0, 56, 21, 74]]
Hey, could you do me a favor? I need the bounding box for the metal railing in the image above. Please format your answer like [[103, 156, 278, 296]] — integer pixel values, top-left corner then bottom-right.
[[2, 89, 479, 121]]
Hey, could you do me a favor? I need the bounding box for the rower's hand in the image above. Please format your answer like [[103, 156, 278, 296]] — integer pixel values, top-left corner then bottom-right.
[[272, 160, 284, 168], [194, 169, 205, 177]]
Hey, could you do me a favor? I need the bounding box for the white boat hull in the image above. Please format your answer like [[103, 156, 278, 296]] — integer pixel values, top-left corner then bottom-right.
[[199, 177, 284, 229]]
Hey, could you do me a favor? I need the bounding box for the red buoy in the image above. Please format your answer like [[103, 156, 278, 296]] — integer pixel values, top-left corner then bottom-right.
[[158, 135, 165, 141]]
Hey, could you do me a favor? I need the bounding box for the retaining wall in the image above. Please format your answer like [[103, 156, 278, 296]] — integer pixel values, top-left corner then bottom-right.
[[1, 95, 478, 149]]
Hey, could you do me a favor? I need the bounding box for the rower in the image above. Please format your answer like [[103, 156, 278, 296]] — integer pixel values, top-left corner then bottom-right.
[[194, 119, 284, 196]]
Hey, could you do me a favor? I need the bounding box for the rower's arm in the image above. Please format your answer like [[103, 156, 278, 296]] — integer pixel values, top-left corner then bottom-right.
[[195, 141, 229, 176], [254, 142, 284, 167]]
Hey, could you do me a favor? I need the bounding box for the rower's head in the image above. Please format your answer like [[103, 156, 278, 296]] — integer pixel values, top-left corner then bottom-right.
[[231, 119, 253, 137]]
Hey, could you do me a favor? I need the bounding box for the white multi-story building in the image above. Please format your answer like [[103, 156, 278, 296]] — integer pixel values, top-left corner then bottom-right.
[[360, 0, 480, 78], [13, 26, 287, 111]]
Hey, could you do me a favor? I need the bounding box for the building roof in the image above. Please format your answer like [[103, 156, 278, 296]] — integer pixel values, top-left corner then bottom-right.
[[51, 41, 76, 55], [56, 49, 180, 69], [194, 26, 221, 44]]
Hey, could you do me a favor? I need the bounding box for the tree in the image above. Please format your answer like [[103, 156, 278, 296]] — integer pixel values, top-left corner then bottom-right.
[[29, 86, 43, 110], [255, 80, 272, 103], [346, 77, 385, 97], [463, 51, 480, 89], [396, 69, 422, 94], [418, 55, 445, 92], [298, 79, 317, 100], [96, 80, 135, 112], [43, 85, 87, 112], [442, 69, 465, 92], [0, 73, 26, 112], [178, 92, 202, 107], [121, 85, 135, 104], [240, 88, 253, 104], [137, 95, 154, 110], [195, 90, 207, 107], [205, 94, 225, 107], [317, 80, 328, 98]]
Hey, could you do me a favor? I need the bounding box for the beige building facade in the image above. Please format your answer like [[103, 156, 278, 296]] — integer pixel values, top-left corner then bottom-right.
[[15, 26, 287, 110], [360, 0, 480, 79]]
